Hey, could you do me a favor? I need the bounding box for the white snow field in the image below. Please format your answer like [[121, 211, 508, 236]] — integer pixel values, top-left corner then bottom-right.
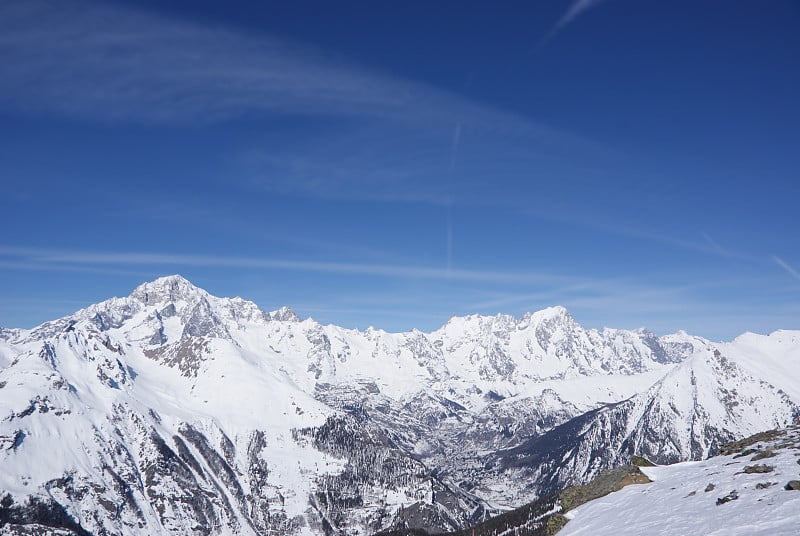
[[560, 427, 800, 536]]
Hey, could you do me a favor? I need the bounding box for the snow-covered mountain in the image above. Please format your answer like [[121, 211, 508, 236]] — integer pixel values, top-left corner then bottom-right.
[[0, 275, 797, 535], [482, 343, 800, 505]]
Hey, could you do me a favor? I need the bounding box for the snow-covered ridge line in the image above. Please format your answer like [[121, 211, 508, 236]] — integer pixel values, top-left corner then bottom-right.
[[6, 275, 704, 400], [7, 274, 690, 340], [1, 275, 798, 535]]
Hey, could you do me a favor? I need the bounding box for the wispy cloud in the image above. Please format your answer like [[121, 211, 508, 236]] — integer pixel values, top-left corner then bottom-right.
[[2, 246, 795, 339], [517, 202, 767, 263], [0, 259, 152, 277], [0, 246, 571, 285], [109, 192, 403, 262], [240, 135, 460, 206], [540, 0, 605, 48], [0, 0, 615, 207], [467, 276, 755, 318], [773, 255, 800, 281], [0, 0, 579, 138], [0, 0, 409, 123], [466, 278, 626, 311], [237, 115, 613, 207]]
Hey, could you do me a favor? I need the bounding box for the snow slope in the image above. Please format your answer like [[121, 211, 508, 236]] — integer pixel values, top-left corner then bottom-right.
[[559, 426, 800, 536]]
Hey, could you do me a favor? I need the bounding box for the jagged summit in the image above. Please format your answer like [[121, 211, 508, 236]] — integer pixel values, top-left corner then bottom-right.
[[129, 274, 207, 306], [519, 305, 576, 330], [525, 305, 572, 320], [118, 276, 585, 337], [440, 306, 575, 336], [268, 305, 301, 322], [128, 276, 302, 323]]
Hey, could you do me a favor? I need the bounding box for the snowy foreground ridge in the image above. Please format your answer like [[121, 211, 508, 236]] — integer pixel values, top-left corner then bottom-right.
[[559, 426, 800, 536], [0, 275, 798, 535]]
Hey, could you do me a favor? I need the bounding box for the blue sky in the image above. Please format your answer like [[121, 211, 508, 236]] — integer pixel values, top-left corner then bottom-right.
[[1, 0, 798, 340]]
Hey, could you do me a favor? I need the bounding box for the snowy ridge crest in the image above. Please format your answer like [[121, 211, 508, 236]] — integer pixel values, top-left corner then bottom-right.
[[0, 276, 798, 535], [129, 274, 207, 306]]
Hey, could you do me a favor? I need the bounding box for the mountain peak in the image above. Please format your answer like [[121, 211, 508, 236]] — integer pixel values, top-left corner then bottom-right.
[[268, 305, 300, 322], [129, 274, 207, 306], [542, 305, 571, 317], [522, 305, 574, 324]]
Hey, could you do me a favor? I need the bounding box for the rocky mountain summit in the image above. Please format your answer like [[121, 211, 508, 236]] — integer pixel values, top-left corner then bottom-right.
[[1, 275, 798, 535]]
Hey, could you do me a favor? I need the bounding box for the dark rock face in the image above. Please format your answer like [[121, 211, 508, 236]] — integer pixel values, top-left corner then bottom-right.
[[719, 430, 784, 455], [545, 515, 569, 536], [0, 495, 92, 536], [142, 430, 226, 534], [557, 466, 651, 512], [716, 490, 739, 505], [182, 299, 229, 340], [630, 455, 656, 467], [741, 464, 774, 474], [178, 424, 248, 514], [244, 430, 299, 535], [143, 337, 210, 377], [750, 449, 777, 461]]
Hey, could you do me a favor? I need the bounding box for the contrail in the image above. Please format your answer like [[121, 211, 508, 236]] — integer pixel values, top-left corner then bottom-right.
[[539, 0, 605, 48], [773, 256, 800, 281], [446, 199, 453, 275], [0, 245, 570, 284], [448, 122, 462, 173], [445, 122, 461, 276], [702, 232, 727, 255]]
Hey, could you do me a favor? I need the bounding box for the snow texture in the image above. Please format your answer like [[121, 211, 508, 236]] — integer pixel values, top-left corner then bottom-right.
[[0, 275, 797, 535], [559, 426, 800, 536]]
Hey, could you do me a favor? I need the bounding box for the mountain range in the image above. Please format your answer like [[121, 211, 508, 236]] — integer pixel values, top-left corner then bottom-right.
[[1, 275, 798, 535]]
